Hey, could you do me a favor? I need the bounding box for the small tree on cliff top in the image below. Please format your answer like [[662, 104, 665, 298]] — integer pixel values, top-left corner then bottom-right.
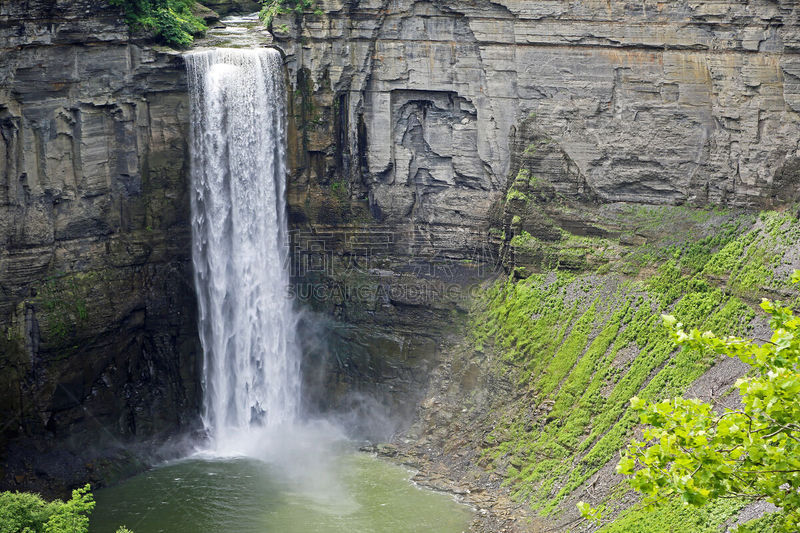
[[258, 0, 322, 27], [109, 0, 206, 47], [581, 271, 800, 530]]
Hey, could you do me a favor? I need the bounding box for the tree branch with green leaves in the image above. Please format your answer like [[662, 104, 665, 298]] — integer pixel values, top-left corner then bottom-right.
[[580, 270, 800, 531], [0, 484, 133, 533]]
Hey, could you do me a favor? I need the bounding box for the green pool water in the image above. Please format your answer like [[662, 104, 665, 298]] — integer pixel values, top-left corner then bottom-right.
[[91, 452, 472, 533]]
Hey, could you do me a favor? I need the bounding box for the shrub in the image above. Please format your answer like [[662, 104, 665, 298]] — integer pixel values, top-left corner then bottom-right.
[[583, 270, 800, 531], [258, 0, 322, 27], [109, 0, 206, 48], [0, 484, 93, 533], [0, 485, 132, 533]]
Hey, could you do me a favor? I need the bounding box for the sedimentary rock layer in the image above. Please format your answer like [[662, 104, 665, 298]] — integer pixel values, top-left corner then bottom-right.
[[274, 0, 799, 431], [278, 0, 800, 212], [0, 0, 199, 493]]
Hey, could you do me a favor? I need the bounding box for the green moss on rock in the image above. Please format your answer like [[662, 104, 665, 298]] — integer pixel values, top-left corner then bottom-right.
[[467, 210, 798, 521]]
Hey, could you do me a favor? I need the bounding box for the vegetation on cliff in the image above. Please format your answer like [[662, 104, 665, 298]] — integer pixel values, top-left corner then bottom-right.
[[108, 0, 206, 47], [258, 0, 321, 27], [599, 273, 800, 531], [460, 202, 800, 529]]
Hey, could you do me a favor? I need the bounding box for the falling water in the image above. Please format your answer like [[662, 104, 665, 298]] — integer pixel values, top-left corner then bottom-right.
[[185, 48, 299, 452]]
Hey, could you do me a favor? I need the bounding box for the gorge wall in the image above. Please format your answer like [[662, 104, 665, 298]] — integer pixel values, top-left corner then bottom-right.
[[0, 1, 199, 493], [1, 0, 799, 505], [279, 0, 800, 209], [276, 0, 800, 433]]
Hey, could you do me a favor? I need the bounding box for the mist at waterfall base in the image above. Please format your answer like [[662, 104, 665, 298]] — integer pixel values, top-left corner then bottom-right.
[[88, 48, 470, 532]]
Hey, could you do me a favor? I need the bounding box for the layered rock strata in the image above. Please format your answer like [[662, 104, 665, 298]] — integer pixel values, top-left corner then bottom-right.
[[278, 0, 800, 210], [2, 0, 800, 498], [275, 0, 799, 429], [0, 0, 199, 493]]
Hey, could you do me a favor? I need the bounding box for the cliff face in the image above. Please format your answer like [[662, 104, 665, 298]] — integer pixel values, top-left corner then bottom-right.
[[279, 0, 799, 209], [276, 0, 800, 429], [1, 0, 799, 498], [272, 2, 800, 528], [0, 0, 199, 493]]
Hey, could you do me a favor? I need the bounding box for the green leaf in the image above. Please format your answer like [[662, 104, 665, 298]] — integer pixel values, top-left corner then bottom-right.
[[617, 456, 636, 475], [630, 396, 647, 410]]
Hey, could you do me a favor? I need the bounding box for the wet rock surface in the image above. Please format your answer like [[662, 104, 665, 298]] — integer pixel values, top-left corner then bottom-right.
[[363, 337, 542, 532], [201, 0, 260, 17], [292, 224, 499, 438], [277, 0, 800, 210], [0, 0, 200, 495], [275, 0, 799, 436]]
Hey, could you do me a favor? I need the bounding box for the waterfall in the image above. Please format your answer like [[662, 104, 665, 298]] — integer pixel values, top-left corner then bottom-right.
[[185, 48, 300, 452]]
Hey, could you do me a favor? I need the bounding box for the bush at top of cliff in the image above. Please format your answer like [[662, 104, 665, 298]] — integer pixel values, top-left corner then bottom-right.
[[109, 0, 206, 48], [259, 0, 322, 28]]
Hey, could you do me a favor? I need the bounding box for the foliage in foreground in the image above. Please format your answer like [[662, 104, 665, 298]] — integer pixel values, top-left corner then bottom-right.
[[0, 485, 131, 533], [109, 0, 206, 47], [582, 271, 800, 530]]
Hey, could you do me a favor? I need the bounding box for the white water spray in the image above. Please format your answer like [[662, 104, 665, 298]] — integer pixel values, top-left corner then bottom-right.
[[186, 48, 300, 453]]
